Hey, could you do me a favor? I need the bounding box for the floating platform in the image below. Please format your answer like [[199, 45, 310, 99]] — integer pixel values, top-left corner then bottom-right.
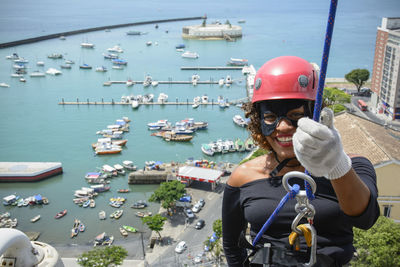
[[180, 66, 243, 70], [0, 162, 63, 182]]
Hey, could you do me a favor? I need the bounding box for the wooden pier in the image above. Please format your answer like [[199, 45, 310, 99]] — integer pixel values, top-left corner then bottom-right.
[[104, 80, 221, 86], [180, 66, 243, 70]]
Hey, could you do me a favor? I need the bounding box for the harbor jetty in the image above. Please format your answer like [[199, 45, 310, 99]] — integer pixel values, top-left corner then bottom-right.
[[0, 162, 63, 182], [0, 16, 204, 48]]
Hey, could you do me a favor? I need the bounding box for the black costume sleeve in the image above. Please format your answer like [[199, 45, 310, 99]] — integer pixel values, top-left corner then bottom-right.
[[343, 156, 380, 229], [222, 184, 248, 267]]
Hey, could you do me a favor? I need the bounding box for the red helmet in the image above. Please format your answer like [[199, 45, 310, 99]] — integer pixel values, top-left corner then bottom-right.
[[252, 56, 318, 103]]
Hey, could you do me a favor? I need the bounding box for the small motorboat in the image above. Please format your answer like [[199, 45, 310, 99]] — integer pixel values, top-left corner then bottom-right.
[[122, 225, 137, 233], [135, 211, 152, 218], [122, 160, 137, 171], [118, 189, 130, 193], [131, 200, 148, 209], [99, 210, 106, 220], [30, 215, 41, 223], [71, 227, 79, 238], [55, 209, 67, 219], [119, 227, 128, 237]]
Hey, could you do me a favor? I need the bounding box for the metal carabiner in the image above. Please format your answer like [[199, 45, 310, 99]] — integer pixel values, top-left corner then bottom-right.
[[302, 223, 317, 267]]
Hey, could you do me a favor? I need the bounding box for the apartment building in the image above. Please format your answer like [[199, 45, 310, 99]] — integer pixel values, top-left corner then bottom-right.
[[371, 17, 400, 120]]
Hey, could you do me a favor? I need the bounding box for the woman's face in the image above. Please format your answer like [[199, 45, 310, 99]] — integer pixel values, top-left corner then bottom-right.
[[262, 105, 306, 160]]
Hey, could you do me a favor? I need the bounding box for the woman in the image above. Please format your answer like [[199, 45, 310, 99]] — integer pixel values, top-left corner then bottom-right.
[[222, 56, 379, 266]]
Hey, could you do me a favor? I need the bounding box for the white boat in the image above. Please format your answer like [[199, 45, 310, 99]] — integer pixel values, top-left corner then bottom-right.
[[45, 68, 62, 75], [201, 144, 214, 156], [81, 42, 95, 48], [151, 81, 159, 87], [36, 61, 45, 66], [11, 73, 23, 78], [59, 36, 66, 40], [131, 100, 139, 109], [233, 115, 248, 127], [5, 53, 19, 60], [126, 79, 134, 87], [146, 41, 152, 46], [29, 71, 46, 77], [227, 58, 248, 66], [143, 76, 152, 87], [0, 83, 10, 88], [95, 66, 107, 72], [225, 75, 232, 86], [65, 60, 75, 64], [30, 215, 41, 223], [113, 164, 126, 175], [99, 210, 106, 220], [147, 119, 170, 130], [157, 93, 168, 103], [201, 95, 209, 104], [218, 78, 225, 87], [14, 58, 28, 63], [20, 78, 26, 82], [182, 51, 199, 59], [191, 74, 200, 86], [112, 65, 123, 70], [107, 45, 123, 53], [122, 160, 137, 171], [143, 94, 154, 103]]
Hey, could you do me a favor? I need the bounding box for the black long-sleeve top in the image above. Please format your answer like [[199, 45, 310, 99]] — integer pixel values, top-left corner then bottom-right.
[[222, 157, 379, 266]]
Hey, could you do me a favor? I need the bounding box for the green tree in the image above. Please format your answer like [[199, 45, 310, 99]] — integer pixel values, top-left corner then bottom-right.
[[141, 214, 167, 239], [240, 148, 269, 165], [351, 216, 400, 267], [204, 219, 224, 264], [77, 246, 128, 267], [148, 180, 186, 212], [323, 87, 351, 114], [345, 69, 370, 92]]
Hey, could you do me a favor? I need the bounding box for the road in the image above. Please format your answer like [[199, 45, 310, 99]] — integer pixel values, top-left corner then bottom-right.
[[149, 180, 226, 267]]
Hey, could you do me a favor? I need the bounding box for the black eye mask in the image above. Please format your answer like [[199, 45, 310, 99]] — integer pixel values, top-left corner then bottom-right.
[[258, 99, 311, 136]]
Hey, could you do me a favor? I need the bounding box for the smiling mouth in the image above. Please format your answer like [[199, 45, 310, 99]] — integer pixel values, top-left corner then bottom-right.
[[275, 136, 293, 146]]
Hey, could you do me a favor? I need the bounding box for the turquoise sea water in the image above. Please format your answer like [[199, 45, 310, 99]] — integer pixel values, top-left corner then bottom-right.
[[0, 0, 399, 246]]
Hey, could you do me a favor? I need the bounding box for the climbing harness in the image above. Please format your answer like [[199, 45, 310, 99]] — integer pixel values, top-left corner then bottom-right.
[[251, 0, 338, 266]]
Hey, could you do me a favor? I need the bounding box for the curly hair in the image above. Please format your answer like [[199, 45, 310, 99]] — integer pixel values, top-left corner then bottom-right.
[[242, 100, 317, 151], [243, 101, 272, 151]]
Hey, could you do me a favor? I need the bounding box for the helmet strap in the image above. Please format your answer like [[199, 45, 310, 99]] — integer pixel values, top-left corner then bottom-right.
[[269, 151, 300, 177]]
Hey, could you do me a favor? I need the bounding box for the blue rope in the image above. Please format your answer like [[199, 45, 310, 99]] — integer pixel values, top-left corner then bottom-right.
[[252, 184, 300, 246], [305, 0, 338, 200], [252, 0, 339, 246]]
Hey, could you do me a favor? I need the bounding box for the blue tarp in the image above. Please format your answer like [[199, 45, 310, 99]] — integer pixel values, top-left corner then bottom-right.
[[35, 194, 42, 202]]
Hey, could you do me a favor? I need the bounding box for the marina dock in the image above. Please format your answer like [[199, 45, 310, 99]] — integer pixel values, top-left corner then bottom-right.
[[180, 66, 243, 70], [58, 97, 249, 106], [103, 80, 220, 85]]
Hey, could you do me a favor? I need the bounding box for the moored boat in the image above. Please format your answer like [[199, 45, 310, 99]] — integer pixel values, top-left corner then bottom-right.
[[99, 210, 106, 220], [55, 209, 67, 219], [119, 227, 128, 237], [135, 211, 152, 218], [30, 215, 41, 223], [122, 225, 137, 233], [122, 160, 137, 171], [182, 51, 199, 59]]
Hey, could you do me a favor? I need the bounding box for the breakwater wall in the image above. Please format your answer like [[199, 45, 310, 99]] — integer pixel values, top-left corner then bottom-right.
[[0, 16, 204, 49], [128, 169, 175, 184]]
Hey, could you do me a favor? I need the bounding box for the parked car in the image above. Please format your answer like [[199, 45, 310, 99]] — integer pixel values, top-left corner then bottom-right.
[[184, 209, 194, 219], [198, 198, 205, 207], [175, 241, 187, 253], [193, 252, 206, 263], [192, 203, 202, 213], [195, 219, 205, 229], [352, 88, 371, 97]]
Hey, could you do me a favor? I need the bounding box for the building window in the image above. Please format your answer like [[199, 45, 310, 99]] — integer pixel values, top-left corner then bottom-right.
[[383, 205, 392, 217]]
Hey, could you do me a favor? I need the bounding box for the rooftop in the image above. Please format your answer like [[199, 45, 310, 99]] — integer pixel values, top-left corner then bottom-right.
[[335, 112, 400, 165]]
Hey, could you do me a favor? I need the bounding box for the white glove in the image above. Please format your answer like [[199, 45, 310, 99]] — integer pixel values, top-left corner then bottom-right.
[[293, 107, 351, 180]]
